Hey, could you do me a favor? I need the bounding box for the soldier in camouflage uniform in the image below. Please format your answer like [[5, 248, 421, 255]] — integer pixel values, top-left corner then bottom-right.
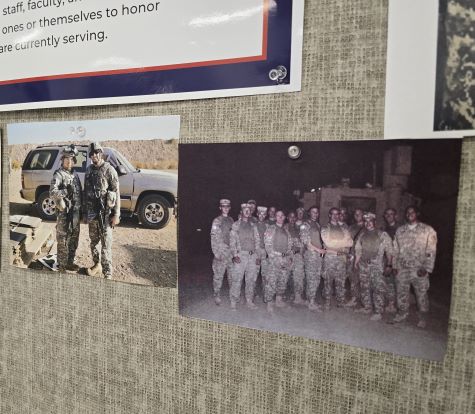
[[85, 142, 121, 280], [345, 209, 365, 307], [210, 199, 234, 305], [50, 145, 82, 272], [286, 211, 305, 305], [255, 206, 269, 301], [229, 203, 261, 310], [354, 213, 394, 321], [264, 210, 293, 312], [300, 206, 325, 311], [392, 206, 437, 328], [321, 208, 354, 310], [339, 207, 349, 226], [382, 208, 400, 313]]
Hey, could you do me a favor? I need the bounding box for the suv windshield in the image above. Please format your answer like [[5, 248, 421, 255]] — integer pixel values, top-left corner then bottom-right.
[[23, 149, 58, 170]]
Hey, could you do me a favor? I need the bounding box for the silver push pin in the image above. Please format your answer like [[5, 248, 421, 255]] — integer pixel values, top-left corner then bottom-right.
[[288, 145, 301, 159], [269, 65, 288, 83]]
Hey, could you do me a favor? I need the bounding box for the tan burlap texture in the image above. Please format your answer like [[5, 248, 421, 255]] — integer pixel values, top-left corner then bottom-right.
[[0, 1, 473, 413]]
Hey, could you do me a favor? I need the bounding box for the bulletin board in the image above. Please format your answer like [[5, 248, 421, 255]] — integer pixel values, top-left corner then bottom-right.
[[0, 1, 474, 413]]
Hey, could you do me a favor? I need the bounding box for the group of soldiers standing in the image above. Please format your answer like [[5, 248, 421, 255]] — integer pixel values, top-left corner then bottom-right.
[[211, 199, 437, 328], [50, 143, 120, 278]]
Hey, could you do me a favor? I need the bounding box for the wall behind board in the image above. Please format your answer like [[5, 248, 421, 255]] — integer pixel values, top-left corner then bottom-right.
[[1, 1, 474, 413]]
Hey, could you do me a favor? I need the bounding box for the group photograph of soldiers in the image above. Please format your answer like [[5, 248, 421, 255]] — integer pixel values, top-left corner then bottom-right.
[[178, 139, 462, 360], [8, 117, 179, 287]]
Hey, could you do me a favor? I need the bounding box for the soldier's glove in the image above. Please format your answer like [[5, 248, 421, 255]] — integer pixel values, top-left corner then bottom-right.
[[232, 256, 241, 264], [110, 215, 120, 228], [417, 268, 428, 277]]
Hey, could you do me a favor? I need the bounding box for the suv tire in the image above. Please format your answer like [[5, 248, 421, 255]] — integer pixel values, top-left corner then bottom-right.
[[137, 194, 171, 229], [36, 190, 57, 221]]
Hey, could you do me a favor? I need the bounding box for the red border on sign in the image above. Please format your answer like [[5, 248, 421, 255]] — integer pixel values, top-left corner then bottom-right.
[[0, 1, 270, 86]]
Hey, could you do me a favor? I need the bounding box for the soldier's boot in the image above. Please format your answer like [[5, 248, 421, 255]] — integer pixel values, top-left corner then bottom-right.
[[354, 307, 372, 314], [344, 297, 357, 308], [246, 299, 258, 310], [293, 292, 305, 305], [308, 298, 322, 312], [370, 313, 382, 321], [230, 300, 237, 311], [266, 302, 274, 314], [65, 263, 80, 272], [87, 263, 102, 276], [385, 302, 397, 313], [417, 313, 427, 329], [275, 295, 287, 308], [214, 294, 222, 306], [390, 312, 408, 324]]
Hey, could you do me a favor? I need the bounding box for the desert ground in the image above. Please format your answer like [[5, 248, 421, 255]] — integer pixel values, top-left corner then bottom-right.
[[9, 169, 177, 287]]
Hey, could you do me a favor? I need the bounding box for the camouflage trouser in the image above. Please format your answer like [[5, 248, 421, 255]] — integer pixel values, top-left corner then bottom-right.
[[230, 252, 259, 303], [346, 256, 360, 301], [386, 272, 396, 306], [359, 262, 387, 314], [322, 254, 347, 305], [56, 211, 80, 269], [264, 256, 291, 302], [290, 252, 305, 296], [212, 249, 233, 296], [395, 268, 430, 317], [304, 250, 323, 300], [89, 219, 113, 277]]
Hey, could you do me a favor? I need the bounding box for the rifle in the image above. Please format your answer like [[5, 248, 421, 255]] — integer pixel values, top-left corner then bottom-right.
[[89, 175, 106, 234], [65, 183, 75, 233]]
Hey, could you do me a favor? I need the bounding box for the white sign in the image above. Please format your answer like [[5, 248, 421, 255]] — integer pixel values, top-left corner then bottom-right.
[[0, 0, 304, 111], [384, 0, 474, 139]]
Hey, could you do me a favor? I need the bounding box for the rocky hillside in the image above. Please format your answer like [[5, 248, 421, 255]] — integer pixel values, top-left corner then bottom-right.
[[9, 139, 178, 169]]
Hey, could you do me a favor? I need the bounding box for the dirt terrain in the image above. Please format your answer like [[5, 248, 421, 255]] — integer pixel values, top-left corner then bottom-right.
[[9, 169, 177, 287]]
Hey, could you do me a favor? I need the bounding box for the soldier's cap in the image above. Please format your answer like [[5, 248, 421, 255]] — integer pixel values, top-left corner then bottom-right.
[[257, 206, 267, 213], [247, 199, 257, 205], [364, 212, 376, 221], [219, 199, 231, 207], [240, 203, 251, 210], [61, 144, 78, 159], [88, 142, 104, 156]]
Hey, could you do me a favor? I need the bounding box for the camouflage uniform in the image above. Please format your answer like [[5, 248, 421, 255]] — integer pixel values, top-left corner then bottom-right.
[[300, 220, 323, 302], [211, 215, 234, 297], [355, 229, 393, 314], [321, 223, 353, 306], [50, 167, 82, 270], [382, 222, 400, 308], [287, 222, 305, 298], [229, 220, 260, 303], [264, 225, 293, 302], [393, 223, 437, 318], [347, 223, 365, 302], [256, 219, 269, 292], [85, 161, 120, 278]]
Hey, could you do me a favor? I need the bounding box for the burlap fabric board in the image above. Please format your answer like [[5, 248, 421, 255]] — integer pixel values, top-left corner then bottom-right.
[[0, 1, 473, 413]]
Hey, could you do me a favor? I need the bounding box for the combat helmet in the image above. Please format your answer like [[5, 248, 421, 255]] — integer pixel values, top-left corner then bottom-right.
[[61, 144, 78, 162], [88, 142, 103, 156]]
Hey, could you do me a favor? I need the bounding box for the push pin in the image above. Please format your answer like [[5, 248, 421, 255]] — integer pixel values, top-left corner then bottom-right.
[[288, 145, 301, 159], [269, 65, 288, 83]]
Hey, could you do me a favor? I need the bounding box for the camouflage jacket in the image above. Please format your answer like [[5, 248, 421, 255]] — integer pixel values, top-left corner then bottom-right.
[[321, 222, 353, 252], [355, 229, 393, 269], [229, 219, 260, 257], [49, 167, 82, 214], [84, 161, 120, 221], [299, 220, 322, 252], [210, 215, 234, 258], [264, 224, 292, 259], [393, 222, 437, 273], [286, 223, 304, 254]]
